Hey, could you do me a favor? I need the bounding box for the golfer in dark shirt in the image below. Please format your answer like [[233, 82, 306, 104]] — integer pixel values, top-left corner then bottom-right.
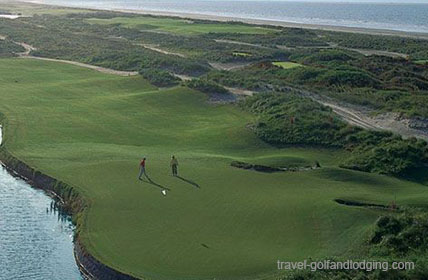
[[170, 155, 178, 176]]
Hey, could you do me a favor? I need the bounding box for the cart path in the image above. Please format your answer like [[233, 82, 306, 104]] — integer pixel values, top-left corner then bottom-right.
[[0, 35, 139, 76]]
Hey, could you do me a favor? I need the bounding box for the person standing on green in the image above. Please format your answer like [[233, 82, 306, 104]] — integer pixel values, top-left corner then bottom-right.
[[170, 155, 178, 176], [138, 157, 147, 180]]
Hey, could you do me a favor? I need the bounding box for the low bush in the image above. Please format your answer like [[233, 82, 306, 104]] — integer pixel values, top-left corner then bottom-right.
[[0, 39, 24, 57], [370, 211, 428, 256], [139, 69, 180, 87], [186, 78, 230, 95]]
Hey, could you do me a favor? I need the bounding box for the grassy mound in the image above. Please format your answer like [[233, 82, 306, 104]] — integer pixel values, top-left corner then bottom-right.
[[241, 92, 428, 176]]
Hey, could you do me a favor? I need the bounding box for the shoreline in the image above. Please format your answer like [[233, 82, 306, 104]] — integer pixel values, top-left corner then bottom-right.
[[18, 0, 428, 40], [0, 123, 138, 280]]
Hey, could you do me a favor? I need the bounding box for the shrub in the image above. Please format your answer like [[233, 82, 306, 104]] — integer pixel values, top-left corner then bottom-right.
[[186, 79, 230, 95], [139, 69, 180, 87], [0, 39, 24, 57]]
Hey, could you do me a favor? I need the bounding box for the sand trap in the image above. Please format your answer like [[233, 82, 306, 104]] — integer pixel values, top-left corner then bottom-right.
[[0, 15, 21, 19]]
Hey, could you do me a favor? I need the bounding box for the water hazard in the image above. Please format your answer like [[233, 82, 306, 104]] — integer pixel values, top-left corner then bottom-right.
[[0, 125, 82, 279]]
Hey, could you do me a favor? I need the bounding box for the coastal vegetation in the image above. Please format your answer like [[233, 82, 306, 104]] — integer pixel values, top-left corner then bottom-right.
[[241, 93, 428, 175], [139, 68, 180, 87], [85, 15, 278, 35], [0, 38, 23, 56], [289, 209, 428, 280], [324, 31, 428, 61], [185, 78, 231, 96], [2, 10, 424, 119]]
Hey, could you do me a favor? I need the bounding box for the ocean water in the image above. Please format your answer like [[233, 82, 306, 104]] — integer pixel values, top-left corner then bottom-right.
[[35, 0, 428, 33], [0, 126, 82, 279]]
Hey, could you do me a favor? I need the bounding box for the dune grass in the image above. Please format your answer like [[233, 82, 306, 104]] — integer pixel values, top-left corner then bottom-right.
[[86, 16, 277, 35], [1, 58, 428, 279], [272, 61, 303, 69]]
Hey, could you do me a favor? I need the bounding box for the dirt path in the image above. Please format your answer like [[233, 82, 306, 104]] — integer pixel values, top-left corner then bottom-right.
[[17, 41, 36, 56], [173, 74, 254, 98], [0, 34, 34, 55], [137, 43, 186, 58], [277, 42, 409, 59], [324, 101, 428, 140], [214, 39, 269, 49], [2, 37, 423, 138], [340, 46, 409, 59], [173, 74, 193, 81], [293, 87, 428, 140], [225, 87, 254, 96], [218, 38, 409, 59], [317, 100, 379, 130], [209, 61, 253, 71], [232, 81, 428, 139], [23, 56, 139, 76], [0, 35, 139, 76], [173, 71, 427, 139]]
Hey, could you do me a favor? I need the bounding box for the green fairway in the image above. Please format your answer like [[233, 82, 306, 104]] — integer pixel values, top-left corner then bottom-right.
[[414, 59, 428, 65], [272, 61, 303, 69], [1, 58, 428, 279], [233, 51, 253, 57], [86, 16, 277, 35]]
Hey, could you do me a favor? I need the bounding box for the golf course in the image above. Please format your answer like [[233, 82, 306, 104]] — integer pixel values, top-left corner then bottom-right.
[[1, 57, 428, 279]]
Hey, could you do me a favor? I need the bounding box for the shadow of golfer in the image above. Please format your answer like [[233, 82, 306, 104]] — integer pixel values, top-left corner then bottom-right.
[[141, 174, 171, 191], [176, 175, 200, 188]]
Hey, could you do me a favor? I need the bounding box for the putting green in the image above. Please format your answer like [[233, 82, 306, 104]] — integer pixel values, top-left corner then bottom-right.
[[272, 61, 302, 69], [1, 58, 428, 279], [86, 16, 277, 35]]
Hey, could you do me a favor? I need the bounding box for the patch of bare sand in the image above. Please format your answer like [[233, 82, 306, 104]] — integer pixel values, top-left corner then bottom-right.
[[341, 47, 409, 59], [225, 87, 254, 96], [306, 91, 428, 140], [209, 61, 252, 71], [173, 74, 192, 81], [137, 43, 186, 57], [214, 39, 269, 49]]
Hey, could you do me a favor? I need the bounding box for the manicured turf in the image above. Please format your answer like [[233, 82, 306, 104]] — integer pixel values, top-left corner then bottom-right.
[[1, 58, 428, 279], [86, 16, 277, 35], [272, 61, 303, 69]]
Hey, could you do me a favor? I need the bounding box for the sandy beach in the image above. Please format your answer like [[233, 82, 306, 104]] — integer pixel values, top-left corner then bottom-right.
[[16, 0, 428, 40]]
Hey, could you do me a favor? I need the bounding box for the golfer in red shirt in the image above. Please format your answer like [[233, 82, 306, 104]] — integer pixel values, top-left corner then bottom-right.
[[138, 157, 147, 180]]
